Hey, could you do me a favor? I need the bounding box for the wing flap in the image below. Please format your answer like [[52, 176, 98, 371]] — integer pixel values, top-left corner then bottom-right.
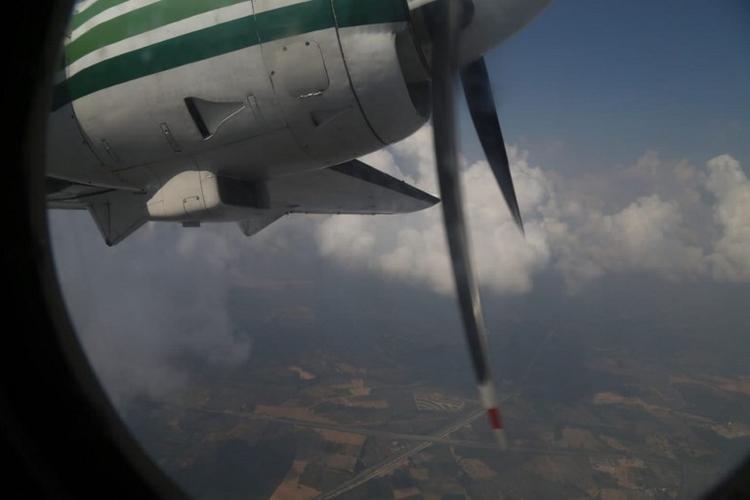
[[87, 191, 149, 246], [237, 210, 287, 237], [46, 177, 148, 246]]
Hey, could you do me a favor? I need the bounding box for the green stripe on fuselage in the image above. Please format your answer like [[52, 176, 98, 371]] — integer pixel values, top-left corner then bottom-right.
[[54, 0, 409, 110], [71, 0, 130, 31], [55, 13, 259, 110], [67, 0, 409, 66], [256, 0, 332, 43], [332, 0, 409, 28], [66, 0, 249, 65]]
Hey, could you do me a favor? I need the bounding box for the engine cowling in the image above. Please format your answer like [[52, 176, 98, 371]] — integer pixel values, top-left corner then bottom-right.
[[334, 0, 431, 146], [146, 171, 268, 222]]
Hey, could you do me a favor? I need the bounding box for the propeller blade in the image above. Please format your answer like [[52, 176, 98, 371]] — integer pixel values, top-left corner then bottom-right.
[[460, 58, 525, 234], [429, 0, 507, 449]]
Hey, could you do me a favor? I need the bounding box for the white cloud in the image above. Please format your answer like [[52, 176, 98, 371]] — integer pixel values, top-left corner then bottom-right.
[[49, 215, 253, 404], [705, 154, 750, 282], [552, 195, 706, 289], [312, 126, 750, 294], [315, 129, 555, 295]]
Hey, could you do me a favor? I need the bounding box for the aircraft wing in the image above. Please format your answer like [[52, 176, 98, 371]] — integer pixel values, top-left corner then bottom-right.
[[46, 177, 149, 246], [268, 159, 439, 215], [45, 159, 438, 245]]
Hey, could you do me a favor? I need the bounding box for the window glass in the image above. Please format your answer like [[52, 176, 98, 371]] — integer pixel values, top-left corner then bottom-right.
[[49, 1, 750, 498]]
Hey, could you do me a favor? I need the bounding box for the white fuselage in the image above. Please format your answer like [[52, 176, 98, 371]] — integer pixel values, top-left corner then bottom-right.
[[48, 0, 430, 194]]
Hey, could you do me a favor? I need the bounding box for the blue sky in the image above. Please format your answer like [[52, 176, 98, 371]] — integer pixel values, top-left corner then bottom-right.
[[463, 0, 750, 173]]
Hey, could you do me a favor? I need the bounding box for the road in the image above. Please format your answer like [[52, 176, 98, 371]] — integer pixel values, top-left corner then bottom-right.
[[177, 403, 679, 459], [314, 407, 486, 500], [170, 403, 679, 460], [174, 404, 495, 449]]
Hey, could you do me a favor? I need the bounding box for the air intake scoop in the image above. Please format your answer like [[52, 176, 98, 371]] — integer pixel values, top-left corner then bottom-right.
[[184, 97, 246, 139]]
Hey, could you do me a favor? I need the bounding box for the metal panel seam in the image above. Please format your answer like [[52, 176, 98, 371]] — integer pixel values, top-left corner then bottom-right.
[[328, 0, 386, 146]]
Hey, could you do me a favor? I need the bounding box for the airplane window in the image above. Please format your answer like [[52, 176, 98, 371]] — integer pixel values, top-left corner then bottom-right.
[[45, 0, 750, 499]]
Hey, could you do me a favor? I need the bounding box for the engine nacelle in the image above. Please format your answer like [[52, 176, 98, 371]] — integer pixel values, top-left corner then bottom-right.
[[146, 171, 268, 222], [335, 3, 431, 146]]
